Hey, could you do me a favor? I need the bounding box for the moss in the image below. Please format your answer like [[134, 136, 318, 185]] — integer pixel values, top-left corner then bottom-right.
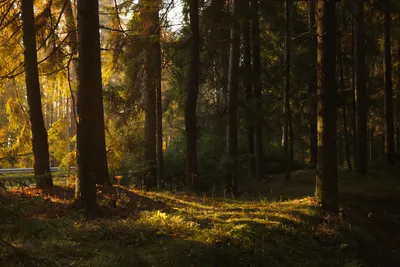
[[1, 169, 400, 266]]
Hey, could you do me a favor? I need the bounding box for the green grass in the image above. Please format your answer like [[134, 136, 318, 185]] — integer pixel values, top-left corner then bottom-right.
[[1, 169, 400, 266]]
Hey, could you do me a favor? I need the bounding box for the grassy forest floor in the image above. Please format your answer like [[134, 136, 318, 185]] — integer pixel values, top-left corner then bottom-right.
[[1, 168, 400, 267]]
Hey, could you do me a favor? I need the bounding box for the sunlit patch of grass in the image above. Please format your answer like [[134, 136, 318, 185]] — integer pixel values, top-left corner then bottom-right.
[[1, 169, 400, 266]]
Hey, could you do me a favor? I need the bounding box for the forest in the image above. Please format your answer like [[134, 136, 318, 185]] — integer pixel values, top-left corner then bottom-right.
[[0, 0, 400, 266]]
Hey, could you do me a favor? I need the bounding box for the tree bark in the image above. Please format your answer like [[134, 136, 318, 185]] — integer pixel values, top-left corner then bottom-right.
[[226, 0, 241, 195], [354, 0, 368, 174], [63, 0, 78, 150], [21, 0, 53, 190], [338, 31, 352, 171], [308, 0, 318, 166], [77, 0, 110, 216], [315, 0, 339, 214], [284, 0, 293, 180], [250, 0, 264, 179], [383, 0, 395, 165], [242, 0, 255, 177], [185, 0, 200, 192], [142, 0, 159, 190], [351, 20, 357, 167], [156, 27, 163, 190]]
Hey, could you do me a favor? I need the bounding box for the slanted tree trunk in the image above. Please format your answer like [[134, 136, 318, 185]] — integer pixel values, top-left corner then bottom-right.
[[284, 0, 293, 180], [383, 0, 395, 165], [77, 0, 110, 215], [315, 0, 339, 214], [250, 0, 264, 179], [308, 0, 318, 166], [21, 0, 53, 190], [242, 0, 255, 177], [354, 0, 368, 174], [226, 0, 241, 195], [185, 0, 200, 192]]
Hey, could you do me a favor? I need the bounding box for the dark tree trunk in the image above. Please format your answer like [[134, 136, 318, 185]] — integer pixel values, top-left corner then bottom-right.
[[77, 0, 110, 216], [155, 27, 163, 190], [354, 0, 368, 174], [226, 0, 241, 195], [142, 0, 159, 190], [338, 31, 352, 171], [308, 0, 318, 166], [351, 21, 357, 167], [21, 0, 53, 190], [383, 0, 395, 165], [284, 0, 293, 180], [315, 0, 339, 214], [250, 0, 264, 179], [397, 40, 400, 153], [242, 0, 255, 177], [185, 0, 200, 192]]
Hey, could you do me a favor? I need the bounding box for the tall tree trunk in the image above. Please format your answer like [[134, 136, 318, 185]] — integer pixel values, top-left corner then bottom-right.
[[77, 0, 109, 215], [242, 0, 255, 177], [185, 0, 200, 192], [306, 0, 318, 166], [142, 0, 159, 190], [226, 0, 241, 195], [351, 20, 357, 167], [21, 0, 53, 190], [155, 25, 163, 190], [63, 0, 78, 150], [308, 0, 318, 166], [338, 31, 352, 171], [383, 0, 395, 165], [354, 0, 368, 174], [397, 40, 400, 153], [250, 0, 264, 179], [284, 0, 293, 180], [315, 0, 339, 214]]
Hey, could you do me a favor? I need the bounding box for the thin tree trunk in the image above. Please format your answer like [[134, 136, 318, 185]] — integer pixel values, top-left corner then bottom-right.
[[152, 1, 164, 190], [370, 126, 374, 161], [63, 0, 78, 150], [242, 0, 255, 177], [308, 0, 318, 166], [351, 21, 357, 168], [338, 31, 352, 171], [77, 0, 109, 215], [251, 0, 264, 179], [21, 0, 53, 190], [383, 0, 395, 165], [285, 0, 293, 180], [397, 40, 400, 154], [315, 0, 339, 214], [226, 0, 241, 195], [185, 0, 200, 192], [156, 38, 163, 190], [354, 0, 368, 174]]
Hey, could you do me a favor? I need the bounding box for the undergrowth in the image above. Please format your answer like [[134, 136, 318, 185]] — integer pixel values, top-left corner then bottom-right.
[[1, 169, 399, 267]]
